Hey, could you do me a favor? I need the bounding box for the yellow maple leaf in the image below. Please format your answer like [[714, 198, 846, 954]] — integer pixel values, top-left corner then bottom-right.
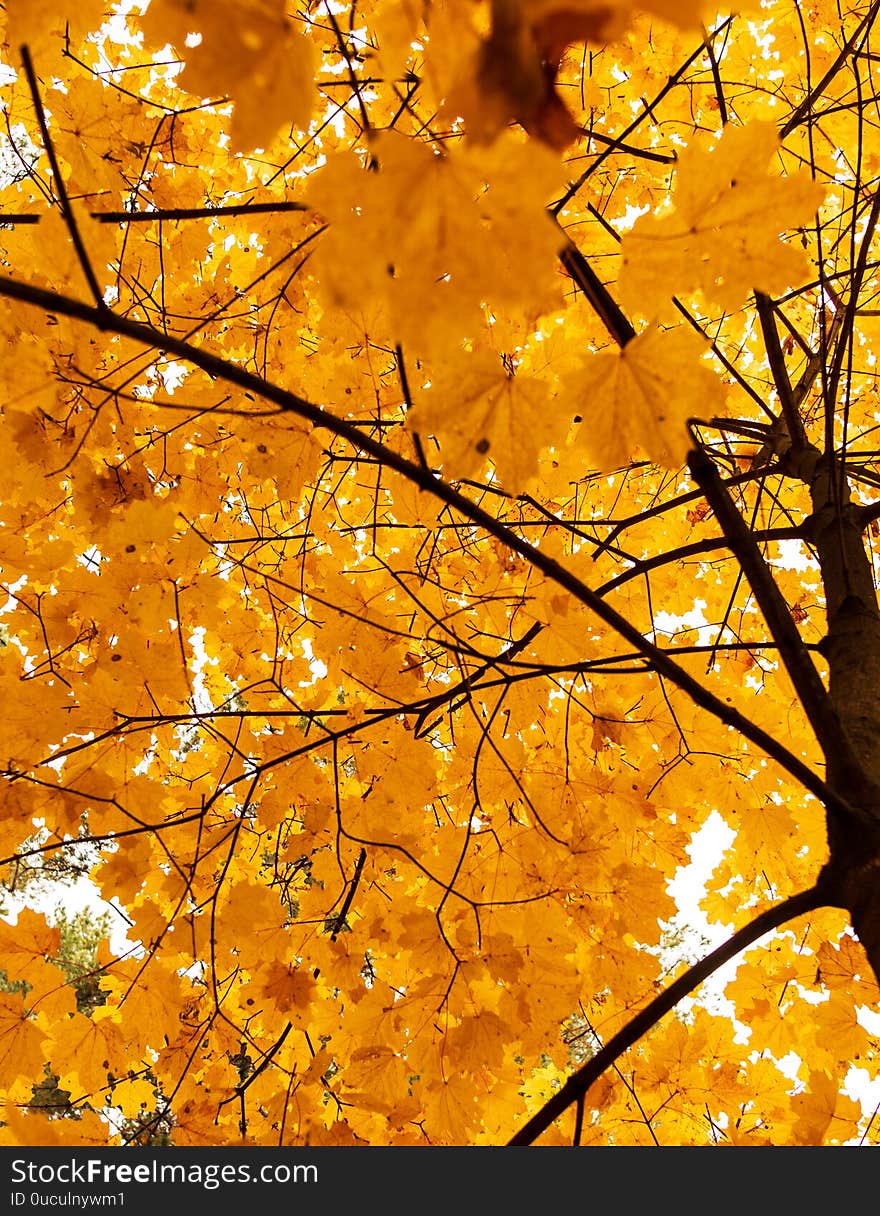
[[51, 1005, 126, 1097], [0, 910, 60, 990], [0, 993, 48, 1102], [214, 882, 292, 970], [106, 1075, 161, 1122], [252, 960, 317, 1024], [3, 0, 110, 60], [816, 933, 878, 999], [619, 120, 826, 316], [307, 130, 564, 353], [446, 1011, 509, 1072], [423, 1069, 485, 1144], [341, 1045, 411, 1115], [1, 208, 118, 301], [141, 0, 315, 151], [407, 350, 565, 491], [789, 1068, 862, 1145], [564, 324, 725, 470], [0, 1102, 110, 1146]]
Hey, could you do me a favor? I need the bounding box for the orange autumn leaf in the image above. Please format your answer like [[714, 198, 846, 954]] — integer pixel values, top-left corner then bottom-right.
[[790, 1069, 863, 1146], [252, 960, 317, 1023], [564, 324, 724, 470], [407, 350, 566, 491], [620, 120, 826, 316], [50, 1006, 127, 1097], [0, 910, 60, 988], [0, 994, 48, 1102], [140, 0, 315, 151]]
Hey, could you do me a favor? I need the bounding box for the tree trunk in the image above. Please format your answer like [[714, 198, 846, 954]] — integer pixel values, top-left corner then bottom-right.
[[803, 452, 880, 977]]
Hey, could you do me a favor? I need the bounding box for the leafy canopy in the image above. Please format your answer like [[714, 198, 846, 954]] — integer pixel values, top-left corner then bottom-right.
[[0, 0, 879, 1147]]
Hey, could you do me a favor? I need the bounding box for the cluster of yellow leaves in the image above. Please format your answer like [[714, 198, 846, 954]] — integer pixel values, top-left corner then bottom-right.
[[0, 0, 875, 1151], [141, 0, 315, 153]]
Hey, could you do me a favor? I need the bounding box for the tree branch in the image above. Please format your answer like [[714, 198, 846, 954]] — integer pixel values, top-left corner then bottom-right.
[[0, 271, 856, 821], [20, 45, 106, 309], [686, 446, 873, 811], [507, 881, 833, 1145], [754, 291, 806, 450]]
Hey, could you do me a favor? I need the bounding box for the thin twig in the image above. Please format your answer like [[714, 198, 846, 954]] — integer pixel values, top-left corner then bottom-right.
[[20, 45, 107, 309]]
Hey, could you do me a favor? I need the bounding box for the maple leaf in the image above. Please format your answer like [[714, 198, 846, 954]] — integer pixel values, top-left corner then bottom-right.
[[3, 0, 112, 62], [214, 883, 293, 971], [619, 121, 826, 316], [789, 1068, 862, 1145], [140, 0, 315, 151], [341, 1045, 412, 1116], [0, 910, 60, 989], [0, 994, 48, 1102], [815, 933, 878, 999], [252, 960, 317, 1024], [563, 324, 725, 470], [407, 350, 566, 491], [50, 1006, 127, 1097], [0, 1102, 110, 1146], [307, 130, 565, 354]]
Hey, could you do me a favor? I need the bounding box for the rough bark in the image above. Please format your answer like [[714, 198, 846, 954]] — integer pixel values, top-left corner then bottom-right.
[[800, 450, 880, 977], [694, 436, 880, 980]]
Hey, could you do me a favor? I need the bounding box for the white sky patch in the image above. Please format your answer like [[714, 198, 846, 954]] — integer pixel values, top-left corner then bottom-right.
[[300, 634, 328, 683], [655, 811, 743, 1025], [615, 202, 650, 232], [2, 872, 134, 957], [769, 538, 814, 572], [668, 808, 736, 942], [650, 600, 711, 643]]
